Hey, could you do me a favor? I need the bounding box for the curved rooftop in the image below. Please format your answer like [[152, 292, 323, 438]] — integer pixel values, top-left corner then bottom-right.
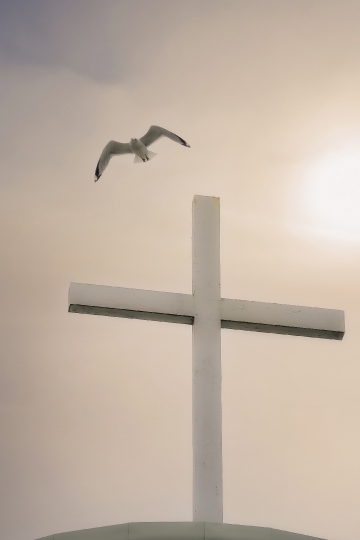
[[35, 521, 325, 540]]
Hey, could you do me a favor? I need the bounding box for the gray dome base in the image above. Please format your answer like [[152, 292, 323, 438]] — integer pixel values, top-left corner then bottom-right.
[[36, 521, 325, 540]]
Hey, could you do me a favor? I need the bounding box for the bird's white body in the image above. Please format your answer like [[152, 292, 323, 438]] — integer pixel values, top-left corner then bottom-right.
[[129, 138, 148, 159], [94, 125, 190, 181]]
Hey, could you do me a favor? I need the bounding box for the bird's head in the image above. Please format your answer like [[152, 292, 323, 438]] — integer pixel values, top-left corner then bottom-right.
[[131, 138, 138, 142]]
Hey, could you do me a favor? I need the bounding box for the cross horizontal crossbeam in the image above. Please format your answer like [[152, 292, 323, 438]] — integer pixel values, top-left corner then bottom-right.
[[69, 283, 344, 340]]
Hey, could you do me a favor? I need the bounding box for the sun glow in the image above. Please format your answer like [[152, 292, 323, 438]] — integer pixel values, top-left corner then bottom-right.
[[297, 141, 360, 242]]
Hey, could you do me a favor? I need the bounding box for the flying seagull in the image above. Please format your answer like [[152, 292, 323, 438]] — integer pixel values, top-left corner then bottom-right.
[[94, 125, 190, 182]]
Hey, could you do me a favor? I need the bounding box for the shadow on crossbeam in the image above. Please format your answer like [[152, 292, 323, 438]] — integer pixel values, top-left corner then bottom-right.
[[69, 304, 344, 340], [221, 319, 343, 340], [69, 304, 194, 325]]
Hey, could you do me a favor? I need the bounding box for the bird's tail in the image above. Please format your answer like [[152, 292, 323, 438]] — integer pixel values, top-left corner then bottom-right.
[[146, 150, 157, 160], [133, 151, 157, 164]]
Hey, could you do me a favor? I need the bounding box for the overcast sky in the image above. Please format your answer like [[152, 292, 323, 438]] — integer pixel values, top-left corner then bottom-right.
[[1, 2, 360, 540]]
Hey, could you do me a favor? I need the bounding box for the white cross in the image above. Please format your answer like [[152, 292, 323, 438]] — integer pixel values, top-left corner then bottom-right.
[[68, 195, 345, 524]]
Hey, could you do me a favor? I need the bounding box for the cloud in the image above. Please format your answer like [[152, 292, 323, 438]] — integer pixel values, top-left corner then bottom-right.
[[0, 0, 224, 82]]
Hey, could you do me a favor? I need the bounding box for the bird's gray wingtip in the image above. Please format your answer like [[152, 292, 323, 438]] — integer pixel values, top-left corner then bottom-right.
[[94, 161, 101, 182]]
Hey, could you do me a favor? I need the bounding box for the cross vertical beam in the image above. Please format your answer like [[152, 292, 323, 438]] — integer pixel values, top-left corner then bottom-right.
[[192, 196, 222, 523]]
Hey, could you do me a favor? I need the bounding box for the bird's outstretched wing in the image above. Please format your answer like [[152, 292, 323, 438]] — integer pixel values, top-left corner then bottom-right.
[[94, 140, 131, 182], [140, 125, 190, 148]]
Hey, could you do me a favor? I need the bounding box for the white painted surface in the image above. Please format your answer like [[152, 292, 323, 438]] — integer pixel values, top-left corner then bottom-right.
[[192, 196, 223, 523], [68, 195, 345, 526], [221, 298, 344, 339], [69, 284, 194, 324]]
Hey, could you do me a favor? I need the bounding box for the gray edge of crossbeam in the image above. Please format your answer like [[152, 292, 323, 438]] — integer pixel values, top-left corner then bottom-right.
[[69, 305, 344, 339], [221, 320, 344, 340], [68, 304, 194, 325]]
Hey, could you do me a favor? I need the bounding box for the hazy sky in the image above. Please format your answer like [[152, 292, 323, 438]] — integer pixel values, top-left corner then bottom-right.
[[1, 2, 360, 540]]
